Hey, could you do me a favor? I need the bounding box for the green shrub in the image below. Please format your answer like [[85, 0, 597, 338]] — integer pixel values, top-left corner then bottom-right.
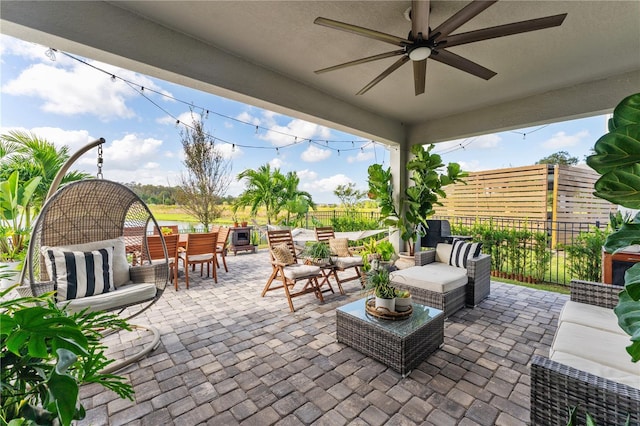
[[562, 226, 608, 282]]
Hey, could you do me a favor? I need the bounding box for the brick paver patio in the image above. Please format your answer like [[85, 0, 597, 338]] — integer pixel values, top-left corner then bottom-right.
[[79, 249, 566, 425]]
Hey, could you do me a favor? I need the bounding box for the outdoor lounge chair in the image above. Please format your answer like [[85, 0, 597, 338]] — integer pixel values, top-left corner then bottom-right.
[[263, 229, 325, 312], [17, 138, 168, 373], [144, 234, 180, 290], [178, 232, 218, 288]]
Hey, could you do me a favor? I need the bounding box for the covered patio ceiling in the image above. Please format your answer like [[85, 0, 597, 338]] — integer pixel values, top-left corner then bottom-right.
[[1, 1, 639, 148]]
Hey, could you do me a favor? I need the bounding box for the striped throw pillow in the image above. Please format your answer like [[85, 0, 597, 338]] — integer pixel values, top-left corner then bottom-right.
[[449, 239, 482, 268], [43, 247, 115, 301]]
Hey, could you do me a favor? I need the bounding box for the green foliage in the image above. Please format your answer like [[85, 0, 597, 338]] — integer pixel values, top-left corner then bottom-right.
[[0, 286, 133, 425], [535, 150, 579, 165], [235, 164, 314, 225], [0, 171, 42, 261], [566, 405, 630, 426], [364, 268, 395, 299], [334, 183, 366, 213], [301, 241, 331, 261], [587, 92, 640, 363], [126, 183, 179, 205], [330, 215, 380, 232], [562, 226, 608, 282], [367, 144, 466, 254], [177, 110, 232, 229], [360, 238, 396, 271]]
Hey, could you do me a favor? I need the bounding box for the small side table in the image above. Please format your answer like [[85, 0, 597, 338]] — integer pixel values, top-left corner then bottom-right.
[[336, 298, 444, 376]]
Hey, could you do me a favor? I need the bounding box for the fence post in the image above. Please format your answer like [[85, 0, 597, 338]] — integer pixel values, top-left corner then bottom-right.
[[551, 165, 560, 249]]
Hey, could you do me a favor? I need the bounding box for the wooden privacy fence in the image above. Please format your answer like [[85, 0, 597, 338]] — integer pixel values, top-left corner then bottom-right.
[[435, 164, 616, 247]]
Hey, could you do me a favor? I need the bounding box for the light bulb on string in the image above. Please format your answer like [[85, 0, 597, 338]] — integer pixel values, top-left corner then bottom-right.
[[255, 125, 259, 134], [276, 147, 280, 156], [111, 75, 117, 82], [232, 144, 235, 152], [45, 48, 56, 61]]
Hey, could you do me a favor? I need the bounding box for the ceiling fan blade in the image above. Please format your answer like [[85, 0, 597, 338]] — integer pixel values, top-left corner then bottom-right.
[[431, 49, 497, 80], [315, 50, 406, 74], [314, 17, 410, 47], [411, 0, 430, 40], [431, 0, 497, 43], [445, 13, 567, 47], [413, 60, 427, 95], [356, 56, 410, 95]]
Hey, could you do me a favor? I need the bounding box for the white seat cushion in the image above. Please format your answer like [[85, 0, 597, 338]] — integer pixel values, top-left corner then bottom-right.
[[283, 263, 320, 280], [390, 262, 467, 293], [559, 301, 626, 336], [335, 256, 363, 268], [550, 321, 640, 389], [58, 282, 157, 314], [181, 253, 213, 262]]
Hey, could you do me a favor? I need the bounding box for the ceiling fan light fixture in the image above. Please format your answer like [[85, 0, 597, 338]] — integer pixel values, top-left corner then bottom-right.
[[409, 46, 432, 61]]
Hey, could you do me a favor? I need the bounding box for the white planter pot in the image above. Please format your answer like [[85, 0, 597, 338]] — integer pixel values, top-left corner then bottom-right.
[[394, 253, 414, 270], [395, 295, 412, 312], [375, 296, 395, 312], [0, 261, 22, 290]]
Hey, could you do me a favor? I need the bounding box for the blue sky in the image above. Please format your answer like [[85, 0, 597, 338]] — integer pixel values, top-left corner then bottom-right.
[[1, 34, 607, 204]]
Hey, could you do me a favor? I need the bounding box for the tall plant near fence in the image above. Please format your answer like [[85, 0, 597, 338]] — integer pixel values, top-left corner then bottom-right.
[[562, 226, 608, 282]]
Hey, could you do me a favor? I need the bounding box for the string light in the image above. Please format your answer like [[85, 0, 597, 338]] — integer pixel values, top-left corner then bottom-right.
[[48, 47, 385, 155], [45, 47, 56, 61], [276, 147, 280, 156], [232, 144, 235, 152]]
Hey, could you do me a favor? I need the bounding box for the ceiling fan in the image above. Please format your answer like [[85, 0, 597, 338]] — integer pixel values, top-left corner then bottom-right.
[[314, 0, 567, 96]]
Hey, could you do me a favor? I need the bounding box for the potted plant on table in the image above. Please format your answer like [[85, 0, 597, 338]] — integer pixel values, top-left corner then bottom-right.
[[364, 267, 396, 312], [360, 238, 396, 271], [394, 288, 412, 312], [301, 241, 331, 265], [367, 144, 466, 260]]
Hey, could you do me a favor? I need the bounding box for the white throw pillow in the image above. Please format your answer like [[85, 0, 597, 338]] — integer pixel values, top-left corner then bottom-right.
[[43, 246, 114, 301]]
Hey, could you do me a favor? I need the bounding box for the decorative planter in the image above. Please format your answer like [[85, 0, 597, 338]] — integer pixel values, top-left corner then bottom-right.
[[241, 221, 248, 227], [395, 295, 412, 312], [375, 296, 395, 312], [0, 261, 22, 290], [394, 253, 414, 270]]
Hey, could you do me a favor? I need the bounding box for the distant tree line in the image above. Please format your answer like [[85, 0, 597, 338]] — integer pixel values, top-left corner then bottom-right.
[[124, 182, 235, 206]]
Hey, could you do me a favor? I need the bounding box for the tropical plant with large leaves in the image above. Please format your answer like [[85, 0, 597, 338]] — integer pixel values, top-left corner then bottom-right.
[[0, 130, 90, 211], [586, 92, 640, 362], [367, 144, 466, 255]]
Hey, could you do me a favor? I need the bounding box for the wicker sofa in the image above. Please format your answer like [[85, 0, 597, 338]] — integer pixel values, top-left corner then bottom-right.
[[530, 279, 640, 425], [389, 243, 491, 317]]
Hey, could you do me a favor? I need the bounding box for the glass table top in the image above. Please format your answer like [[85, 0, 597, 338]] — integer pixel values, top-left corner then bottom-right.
[[337, 298, 443, 338]]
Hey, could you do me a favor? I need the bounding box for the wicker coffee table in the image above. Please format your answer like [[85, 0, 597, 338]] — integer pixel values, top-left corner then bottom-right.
[[336, 298, 444, 376]]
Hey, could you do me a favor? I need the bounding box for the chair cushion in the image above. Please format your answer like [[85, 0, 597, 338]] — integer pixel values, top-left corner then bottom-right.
[[335, 256, 363, 268], [559, 301, 626, 336], [329, 238, 350, 257], [550, 321, 640, 389], [43, 237, 129, 288], [43, 246, 114, 301], [435, 243, 453, 264], [180, 253, 213, 262], [283, 263, 320, 280], [58, 282, 157, 314], [271, 243, 294, 265], [449, 239, 482, 268], [390, 262, 467, 293]]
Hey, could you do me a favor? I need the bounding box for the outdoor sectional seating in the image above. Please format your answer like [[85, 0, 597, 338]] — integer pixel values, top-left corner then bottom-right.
[[530, 279, 640, 425], [389, 242, 491, 318]]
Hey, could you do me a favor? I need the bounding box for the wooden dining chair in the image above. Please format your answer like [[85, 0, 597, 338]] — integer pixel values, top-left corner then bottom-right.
[[215, 226, 231, 272], [264, 229, 324, 312], [178, 232, 218, 288], [143, 234, 180, 290]]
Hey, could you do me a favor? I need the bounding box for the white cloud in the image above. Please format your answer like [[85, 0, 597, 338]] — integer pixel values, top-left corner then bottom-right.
[[296, 169, 318, 181], [1, 39, 173, 121], [474, 134, 501, 148], [97, 134, 164, 171], [0, 35, 75, 66], [458, 160, 482, 171], [269, 157, 285, 169], [236, 111, 261, 126], [215, 142, 242, 160], [0, 125, 94, 156], [347, 150, 375, 163], [434, 133, 501, 153], [301, 145, 331, 162], [542, 130, 590, 149], [301, 174, 352, 193]]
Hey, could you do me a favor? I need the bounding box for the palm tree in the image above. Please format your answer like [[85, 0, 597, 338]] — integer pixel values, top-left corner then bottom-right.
[[0, 130, 90, 211], [234, 165, 315, 225], [279, 172, 315, 226]]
